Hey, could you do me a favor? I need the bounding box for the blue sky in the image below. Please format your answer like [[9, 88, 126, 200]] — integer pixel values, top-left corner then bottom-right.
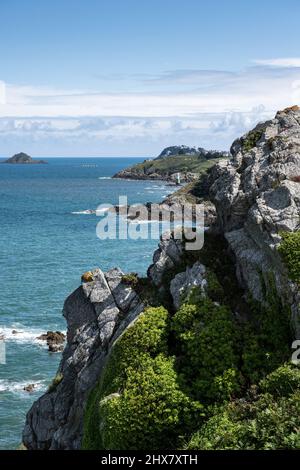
[[0, 0, 300, 156]]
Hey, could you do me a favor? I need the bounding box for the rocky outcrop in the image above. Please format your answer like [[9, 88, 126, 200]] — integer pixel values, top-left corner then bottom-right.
[[170, 261, 207, 310], [23, 384, 37, 393], [210, 106, 300, 335], [2, 152, 47, 164], [37, 331, 66, 352], [23, 267, 144, 449], [147, 230, 184, 288], [22, 107, 300, 450]]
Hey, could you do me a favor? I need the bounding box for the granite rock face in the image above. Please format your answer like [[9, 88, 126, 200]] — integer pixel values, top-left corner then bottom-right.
[[23, 268, 144, 450], [210, 106, 300, 334], [147, 230, 184, 287], [170, 261, 207, 310], [22, 107, 300, 450]]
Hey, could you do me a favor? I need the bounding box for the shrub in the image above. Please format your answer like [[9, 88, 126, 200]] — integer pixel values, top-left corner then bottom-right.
[[172, 297, 240, 402], [205, 270, 224, 302], [100, 307, 169, 395], [186, 408, 244, 450], [242, 128, 264, 152], [260, 364, 300, 397], [241, 293, 291, 384], [196, 232, 244, 310], [186, 364, 300, 450], [97, 354, 203, 450], [82, 306, 203, 450], [278, 231, 300, 283], [121, 272, 138, 287], [48, 373, 63, 393], [135, 277, 166, 307]]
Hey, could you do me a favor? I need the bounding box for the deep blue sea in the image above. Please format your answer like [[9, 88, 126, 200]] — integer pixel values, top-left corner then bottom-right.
[[0, 157, 172, 449]]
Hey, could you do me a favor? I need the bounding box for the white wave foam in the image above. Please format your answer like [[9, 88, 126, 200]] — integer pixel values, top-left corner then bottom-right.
[[0, 379, 47, 394], [71, 209, 95, 215], [0, 326, 66, 345], [98, 176, 111, 180], [95, 207, 111, 215]]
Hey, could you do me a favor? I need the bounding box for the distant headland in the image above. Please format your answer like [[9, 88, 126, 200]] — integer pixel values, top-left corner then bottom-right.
[[2, 152, 48, 164]]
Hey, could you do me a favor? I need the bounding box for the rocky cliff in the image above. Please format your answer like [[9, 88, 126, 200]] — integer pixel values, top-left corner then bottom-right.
[[23, 268, 144, 449], [23, 107, 300, 450], [210, 106, 300, 335]]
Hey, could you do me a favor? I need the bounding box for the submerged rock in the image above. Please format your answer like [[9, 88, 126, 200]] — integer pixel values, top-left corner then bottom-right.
[[23, 384, 35, 393]]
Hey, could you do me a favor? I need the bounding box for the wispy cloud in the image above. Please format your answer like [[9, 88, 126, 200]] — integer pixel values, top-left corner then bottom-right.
[[0, 59, 300, 155], [142, 69, 235, 85], [253, 57, 300, 68]]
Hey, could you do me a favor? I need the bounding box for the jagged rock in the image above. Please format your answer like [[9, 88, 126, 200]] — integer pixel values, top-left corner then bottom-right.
[[210, 106, 300, 334], [22, 107, 300, 451], [48, 344, 64, 353], [147, 230, 184, 287], [37, 331, 65, 344], [105, 268, 138, 312], [170, 261, 207, 310], [23, 267, 144, 450], [37, 331, 65, 352], [23, 384, 35, 393]]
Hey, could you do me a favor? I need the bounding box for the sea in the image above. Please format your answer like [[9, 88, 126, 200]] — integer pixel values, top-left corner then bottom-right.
[[0, 157, 173, 449]]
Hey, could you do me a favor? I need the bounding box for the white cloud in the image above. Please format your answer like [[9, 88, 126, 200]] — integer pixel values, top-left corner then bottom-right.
[[0, 81, 6, 104], [254, 58, 300, 68], [0, 60, 300, 155]]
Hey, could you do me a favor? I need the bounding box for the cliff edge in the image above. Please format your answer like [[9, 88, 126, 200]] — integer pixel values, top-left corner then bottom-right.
[[23, 107, 300, 450]]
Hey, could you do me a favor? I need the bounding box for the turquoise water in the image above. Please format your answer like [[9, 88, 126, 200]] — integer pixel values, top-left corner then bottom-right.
[[0, 157, 171, 449]]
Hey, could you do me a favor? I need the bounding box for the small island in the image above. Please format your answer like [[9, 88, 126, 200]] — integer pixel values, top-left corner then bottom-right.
[[2, 152, 48, 164]]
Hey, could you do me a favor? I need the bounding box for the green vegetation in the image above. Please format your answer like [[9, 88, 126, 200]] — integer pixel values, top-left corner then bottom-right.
[[172, 297, 241, 403], [195, 232, 244, 309], [120, 154, 226, 179], [95, 354, 202, 450], [48, 373, 63, 393], [278, 231, 300, 283], [242, 128, 265, 152], [82, 228, 299, 450], [241, 292, 291, 384], [82, 307, 202, 450], [186, 364, 300, 450], [121, 272, 138, 287], [205, 270, 224, 302]]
